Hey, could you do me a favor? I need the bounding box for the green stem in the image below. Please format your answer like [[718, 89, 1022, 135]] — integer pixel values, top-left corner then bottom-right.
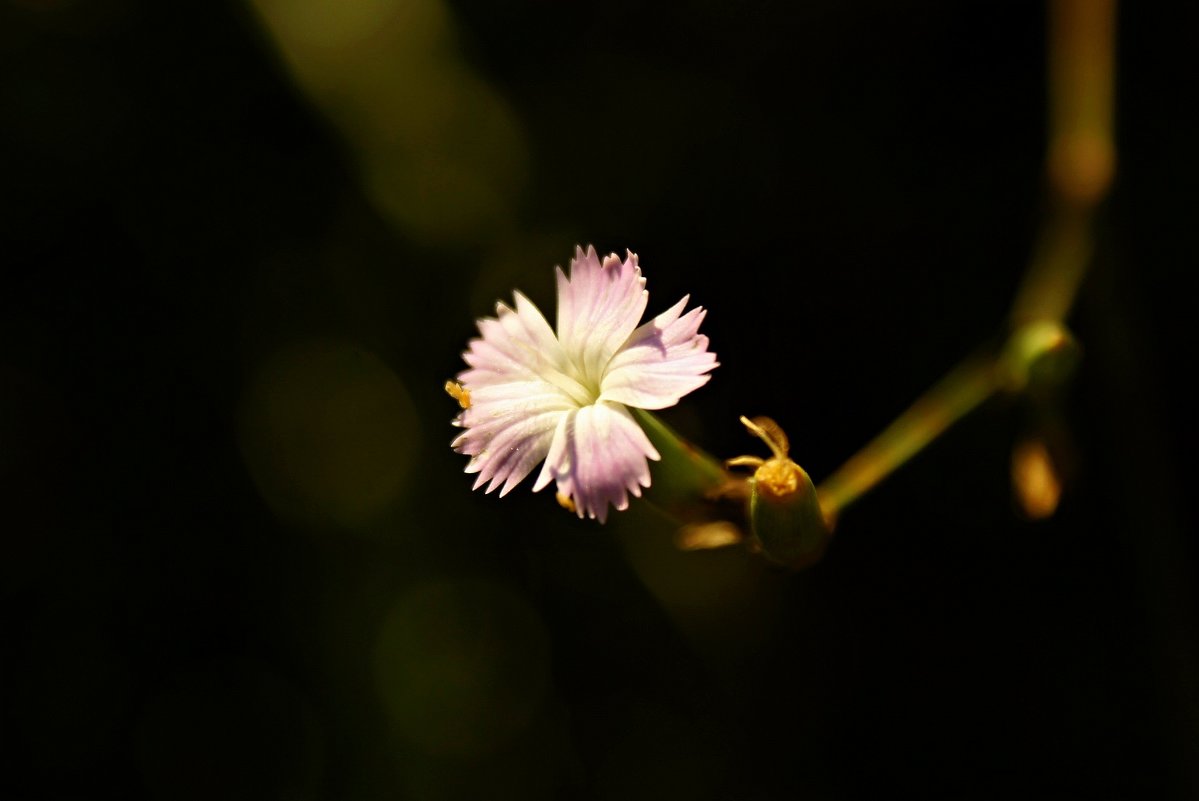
[[814, 318, 1076, 522], [632, 408, 733, 522], [811, 0, 1114, 526], [815, 354, 1002, 522]]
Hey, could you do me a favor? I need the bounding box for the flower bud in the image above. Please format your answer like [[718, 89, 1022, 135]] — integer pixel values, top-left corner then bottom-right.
[[749, 456, 830, 568], [730, 417, 832, 568]]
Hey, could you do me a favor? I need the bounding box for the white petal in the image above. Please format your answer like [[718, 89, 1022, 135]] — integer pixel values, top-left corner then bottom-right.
[[532, 401, 660, 523], [453, 292, 583, 497], [555, 246, 648, 389], [454, 382, 575, 456], [451, 247, 719, 516], [459, 291, 592, 405], [599, 296, 719, 410], [459, 406, 567, 497]]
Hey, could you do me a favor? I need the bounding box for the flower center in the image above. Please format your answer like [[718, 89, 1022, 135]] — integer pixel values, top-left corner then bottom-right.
[[573, 362, 604, 404], [538, 359, 600, 408]]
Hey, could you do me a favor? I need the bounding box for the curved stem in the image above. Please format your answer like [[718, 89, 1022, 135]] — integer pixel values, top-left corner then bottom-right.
[[816, 354, 1001, 521], [811, 0, 1115, 526]]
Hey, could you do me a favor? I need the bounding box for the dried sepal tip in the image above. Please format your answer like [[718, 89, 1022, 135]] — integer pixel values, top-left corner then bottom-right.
[[675, 521, 744, 551], [728, 415, 802, 501]]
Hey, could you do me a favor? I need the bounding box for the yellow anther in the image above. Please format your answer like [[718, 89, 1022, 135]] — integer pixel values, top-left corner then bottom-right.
[[444, 380, 471, 409], [556, 493, 576, 513]]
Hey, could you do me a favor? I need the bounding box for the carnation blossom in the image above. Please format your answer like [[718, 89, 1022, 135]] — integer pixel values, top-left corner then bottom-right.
[[451, 246, 718, 522]]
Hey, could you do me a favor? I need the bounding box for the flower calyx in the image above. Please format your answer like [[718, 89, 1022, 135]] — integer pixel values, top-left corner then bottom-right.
[[727, 416, 832, 569]]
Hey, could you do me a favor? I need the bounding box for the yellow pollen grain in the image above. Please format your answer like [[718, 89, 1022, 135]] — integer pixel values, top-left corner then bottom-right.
[[444, 380, 471, 409]]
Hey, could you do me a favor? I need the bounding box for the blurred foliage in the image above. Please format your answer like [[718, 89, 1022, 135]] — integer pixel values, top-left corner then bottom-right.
[[238, 339, 417, 528], [248, 0, 527, 246], [2, 1, 1197, 799]]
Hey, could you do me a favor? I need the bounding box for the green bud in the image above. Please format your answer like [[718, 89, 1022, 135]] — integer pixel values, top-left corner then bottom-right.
[[729, 416, 832, 568], [748, 457, 831, 568]]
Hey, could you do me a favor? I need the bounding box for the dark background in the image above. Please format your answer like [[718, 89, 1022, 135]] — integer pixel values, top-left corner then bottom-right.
[[2, 1, 1196, 798]]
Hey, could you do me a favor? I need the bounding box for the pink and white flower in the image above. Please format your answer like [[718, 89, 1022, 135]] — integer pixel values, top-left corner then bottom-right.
[[452, 246, 718, 522]]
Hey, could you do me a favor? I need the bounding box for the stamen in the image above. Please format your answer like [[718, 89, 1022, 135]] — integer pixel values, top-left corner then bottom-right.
[[556, 493, 576, 513], [444, 380, 471, 409]]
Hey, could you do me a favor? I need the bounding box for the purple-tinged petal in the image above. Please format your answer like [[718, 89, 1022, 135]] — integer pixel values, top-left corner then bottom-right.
[[599, 295, 718, 410], [532, 401, 660, 522], [453, 290, 585, 497], [555, 245, 648, 389], [453, 382, 576, 457], [451, 246, 718, 521], [457, 404, 567, 497], [458, 291, 593, 405]]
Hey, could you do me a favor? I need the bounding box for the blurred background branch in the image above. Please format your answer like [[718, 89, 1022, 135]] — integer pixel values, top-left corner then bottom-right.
[[813, 0, 1116, 523]]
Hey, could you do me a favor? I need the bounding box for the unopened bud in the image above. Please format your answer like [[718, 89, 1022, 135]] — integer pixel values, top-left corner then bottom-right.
[[729, 417, 831, 568]]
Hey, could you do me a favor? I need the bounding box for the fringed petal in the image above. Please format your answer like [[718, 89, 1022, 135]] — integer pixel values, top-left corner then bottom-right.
[[599, 295, 718, 410], [532, 401, 660, 523], [555, 246, 647, 389]]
